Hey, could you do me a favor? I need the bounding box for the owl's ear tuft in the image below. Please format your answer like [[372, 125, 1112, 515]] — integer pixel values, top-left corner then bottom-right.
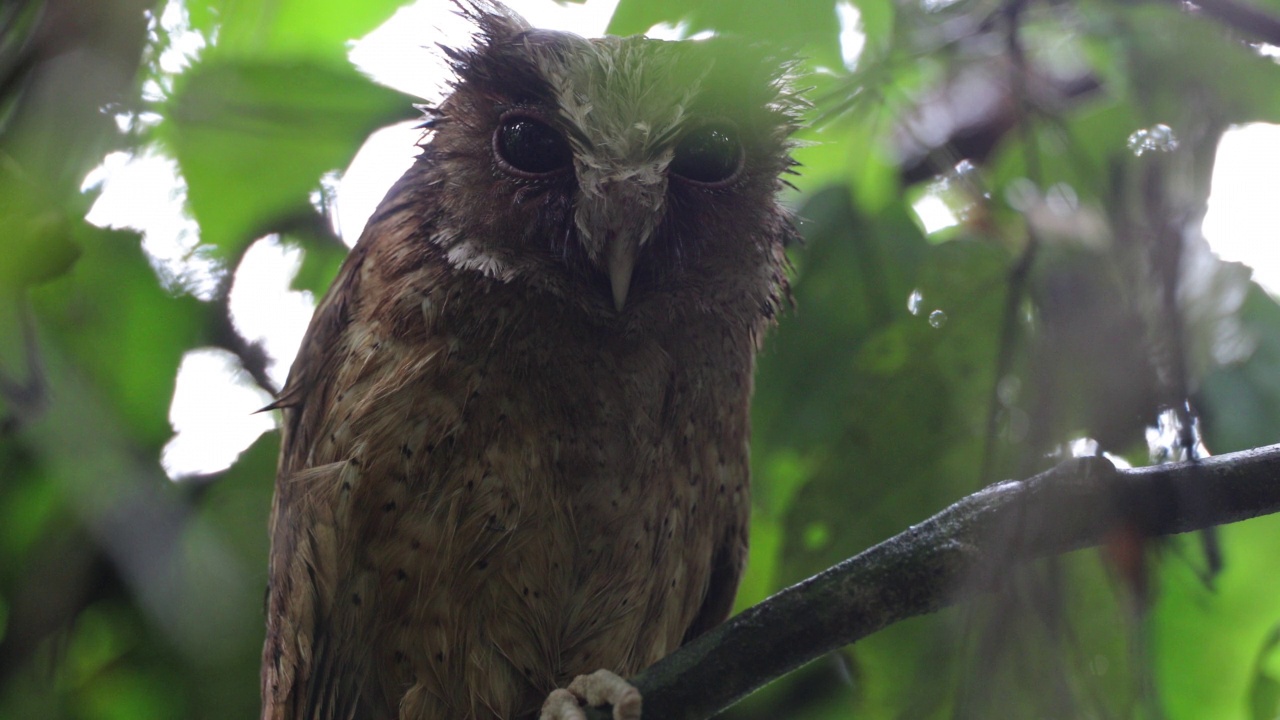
[[450, 0, 531, 45], [414, 104, 445, 131], [434, 1, 577, 127], [440, 0, 531, 73]]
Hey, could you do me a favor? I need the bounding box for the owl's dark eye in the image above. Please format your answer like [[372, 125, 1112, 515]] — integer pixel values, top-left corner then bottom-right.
[[671, 124, 743, 185], [494, 115, 572, 177]]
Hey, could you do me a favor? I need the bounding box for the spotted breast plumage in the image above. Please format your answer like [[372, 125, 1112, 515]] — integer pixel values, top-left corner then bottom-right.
[[260, 4, 801, 719]]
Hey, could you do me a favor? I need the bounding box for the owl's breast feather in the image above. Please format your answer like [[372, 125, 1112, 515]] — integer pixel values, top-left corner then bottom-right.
[[293, 267, 755, 718]]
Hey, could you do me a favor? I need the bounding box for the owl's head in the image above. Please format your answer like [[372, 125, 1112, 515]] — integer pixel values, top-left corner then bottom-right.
[[411, 2, 802, 321]]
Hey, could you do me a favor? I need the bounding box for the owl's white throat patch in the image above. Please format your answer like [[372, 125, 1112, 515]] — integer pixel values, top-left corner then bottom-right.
[[445, 238, 517, 281]]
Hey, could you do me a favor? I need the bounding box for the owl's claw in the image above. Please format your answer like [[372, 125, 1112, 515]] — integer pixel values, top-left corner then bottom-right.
[[539, 670, 642, 720]]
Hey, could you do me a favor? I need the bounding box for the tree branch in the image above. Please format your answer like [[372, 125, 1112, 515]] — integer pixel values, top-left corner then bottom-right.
[[586, 444, 1280, 720], [1170, 0, 1280, 48]]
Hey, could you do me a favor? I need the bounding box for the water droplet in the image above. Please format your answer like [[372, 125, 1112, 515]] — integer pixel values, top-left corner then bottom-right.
[[1045, 183, 1078, 215], [1127, 123, 1179, 156], [928, 309, 947, 328], [950, 159, 979, 184], [997, 375, 1021, 406], [907, 289, 923, 315], [1004, 407, 1029, 442], [1069, 437, 1101, 457], [1127, 130, 1150, 155], [1091, 654, 1109, 676], [1149, 123, 1177, 148], [1004, 177, 1039, 212], [1145, 406, 1208, 464]]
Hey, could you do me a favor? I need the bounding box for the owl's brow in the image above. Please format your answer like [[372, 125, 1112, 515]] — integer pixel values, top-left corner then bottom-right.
[[534, 41, 712, 165]]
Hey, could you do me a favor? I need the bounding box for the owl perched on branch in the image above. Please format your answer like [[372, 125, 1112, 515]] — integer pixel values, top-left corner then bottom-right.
[[261, 3, 801, 718]]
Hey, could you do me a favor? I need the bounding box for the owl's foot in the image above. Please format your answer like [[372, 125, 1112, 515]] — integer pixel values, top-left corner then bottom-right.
[[539, 669, 642, 720]]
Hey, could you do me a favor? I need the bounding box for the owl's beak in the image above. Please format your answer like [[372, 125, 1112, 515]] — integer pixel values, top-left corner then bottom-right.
[[606, 233, 639, 312], [574, 166, 666, 312]]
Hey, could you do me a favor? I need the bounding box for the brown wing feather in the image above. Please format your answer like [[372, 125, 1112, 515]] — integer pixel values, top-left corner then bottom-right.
[[682, 522, 749, 645], [262, 148, 452, 716], [262, 200, 412, 719]]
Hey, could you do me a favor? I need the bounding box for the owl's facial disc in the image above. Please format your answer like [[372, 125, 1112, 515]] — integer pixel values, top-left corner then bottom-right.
[[573, 121, 744, 311]]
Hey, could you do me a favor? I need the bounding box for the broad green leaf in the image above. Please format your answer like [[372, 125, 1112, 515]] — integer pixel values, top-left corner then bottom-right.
[[756, 188, 1007, 573], [161, 58, 415, 258], [176, 432, 279, 718], [1155, 515, 1280, 719], [1247, 627, 1280, 720], [1121, 5, 1280, 127], [196, 431, 277, 582], [0, 461, 62, 560], [78, 664, 185, 720], [610, 0, 843, 67], [791, 114, 901, 215], [0, 162, 81, 289], [288, 231, 350, 297], [29, 225, 211, 448], [852, 0, 894, 55], [195, 0, 408, 60], [608, 0, 684, 36], [1201, 284, 1280, 454]]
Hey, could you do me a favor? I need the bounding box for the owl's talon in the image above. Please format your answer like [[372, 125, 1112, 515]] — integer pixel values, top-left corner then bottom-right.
[[539, 670, 641, 720], [540, 688, 587, 720]]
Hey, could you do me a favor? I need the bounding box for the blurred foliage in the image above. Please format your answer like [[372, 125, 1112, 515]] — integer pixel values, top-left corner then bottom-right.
[[2, 0, 1280, 718]]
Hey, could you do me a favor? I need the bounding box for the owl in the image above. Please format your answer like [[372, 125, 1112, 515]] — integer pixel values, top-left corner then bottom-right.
[[260, 3, 801, 719]]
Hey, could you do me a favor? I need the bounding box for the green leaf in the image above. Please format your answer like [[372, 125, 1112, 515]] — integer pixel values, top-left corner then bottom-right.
[[746, 185, 1025, 715], [852, 0, 894, 54], [756, 186, 1011, 579], [161, 58, 416, 259], [609, 0, 843, 67], [79, 665, 185, 720], [196, 431, 278, 581], [1248, 627, 1280, 720], [288, 231, 350, 297], [1121, 5, 1280, 126], [608, 0, 685, 36], [196, 0, 408, 60], [28, 225, 212, 448], [1155, 514, 1280, 719], [0, 161, 81, 289], [0, 461, 62, 561], [1201, 284, 1280, 454]]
